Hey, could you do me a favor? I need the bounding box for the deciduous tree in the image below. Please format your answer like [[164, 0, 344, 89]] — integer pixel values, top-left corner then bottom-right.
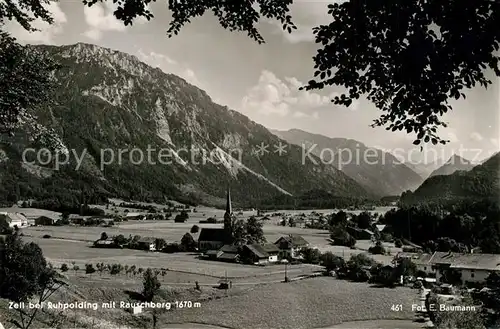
[[0, 234, 66, 329], [245, 216, 266, 244], [320, 252, 346, 272], [142, 268, 161, 302], [0, 32, 60, 139]]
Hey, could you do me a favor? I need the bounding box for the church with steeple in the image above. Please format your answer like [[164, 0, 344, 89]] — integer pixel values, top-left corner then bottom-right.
[[198, 188, 235, 251], [223, 188, 233, 244]]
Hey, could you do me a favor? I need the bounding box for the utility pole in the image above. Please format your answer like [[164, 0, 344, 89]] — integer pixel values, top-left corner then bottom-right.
[[284, 260, 289, 282]]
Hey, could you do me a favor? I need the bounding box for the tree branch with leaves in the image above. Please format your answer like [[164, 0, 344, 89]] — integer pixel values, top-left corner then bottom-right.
[[0, 233, 67, 329]]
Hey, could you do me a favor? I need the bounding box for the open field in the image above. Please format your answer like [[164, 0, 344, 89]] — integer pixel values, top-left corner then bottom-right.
[[22, 215, 398, 272], [0, 207, 62, 219], [22, 236, 320, 280], [3, 206, 418, 329], [160, 277, 421, 329], [20, 206, 399, 279]]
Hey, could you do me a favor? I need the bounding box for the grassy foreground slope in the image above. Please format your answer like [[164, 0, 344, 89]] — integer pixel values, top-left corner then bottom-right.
[[0, 275, 419, 329]]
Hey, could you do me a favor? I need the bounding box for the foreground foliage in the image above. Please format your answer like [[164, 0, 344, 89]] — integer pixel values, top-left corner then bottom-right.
[[0, 233, 66, 329], [381, 199, 500, 253]]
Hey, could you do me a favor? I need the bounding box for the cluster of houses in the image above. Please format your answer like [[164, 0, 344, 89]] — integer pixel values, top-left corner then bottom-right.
[[395, 251, 500, 285], [94, 236, 157, 251], [199, 233, 309, 265], [196, 190, 310, 265]]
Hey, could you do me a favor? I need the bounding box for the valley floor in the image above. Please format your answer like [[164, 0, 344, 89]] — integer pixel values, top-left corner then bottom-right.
[[1, 206, 414, 329]]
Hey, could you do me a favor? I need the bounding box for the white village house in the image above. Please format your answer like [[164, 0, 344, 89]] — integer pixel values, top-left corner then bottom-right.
[[137, 237, 156, 251], [274, 234, 309, 259], [125, 212, 146, 220], [429, 251, 500, 284], [395, 251, 500, 284], [394, 252, 436, 275], [0, 212, 28, 228]]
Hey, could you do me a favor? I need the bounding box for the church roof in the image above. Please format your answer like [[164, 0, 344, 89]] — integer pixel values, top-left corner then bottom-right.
[[199, 228, 226, 242]]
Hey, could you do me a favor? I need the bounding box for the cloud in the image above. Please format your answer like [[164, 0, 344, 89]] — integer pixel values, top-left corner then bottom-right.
[[82, 2, 126, 40], [137, 49, 201, 87], [241, 70, 331, 117], [5, 2, 67, 44], [292, 111, 320, 119], [183, 68, 201, 86], [470, 132, 483, 142], [82, 29, 102, 41]]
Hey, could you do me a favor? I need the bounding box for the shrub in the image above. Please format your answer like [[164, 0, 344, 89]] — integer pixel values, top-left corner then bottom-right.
[[163, 243, 183, 253], [330, 226, 356, 248], [60, 263, 69, 272], [369, 241, 386, 255], [320, 252, 345, 272], [85, 263, 96, 275], [190, 225, 200, 233], [155, 238, 166, 251], [174, 211, 189, 223], [181, 233, 196, 251], [42, 234, 51, 239], [346, 254, 376, 282], [109, 264, 123, 275], [299, 247, 321, 264]]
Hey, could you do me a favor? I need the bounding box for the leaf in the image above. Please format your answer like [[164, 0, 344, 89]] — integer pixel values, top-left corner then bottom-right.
[[413, 140, 421, 145], [424, 136, 430, 143]]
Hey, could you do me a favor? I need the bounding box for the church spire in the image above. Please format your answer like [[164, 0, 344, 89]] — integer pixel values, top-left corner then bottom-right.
[[223, 188, 233, 244], [225, 188, 232, 215]]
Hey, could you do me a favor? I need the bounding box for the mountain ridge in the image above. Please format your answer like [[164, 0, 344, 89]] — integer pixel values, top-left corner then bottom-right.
[[271, 128, 424, 196], [0, 43, 371, 206], [429, 154, 475, 177], [402, 153, 500, 203]]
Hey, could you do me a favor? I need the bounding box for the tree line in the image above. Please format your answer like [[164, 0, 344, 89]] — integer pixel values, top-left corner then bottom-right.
[[380, 199, 500, 253]]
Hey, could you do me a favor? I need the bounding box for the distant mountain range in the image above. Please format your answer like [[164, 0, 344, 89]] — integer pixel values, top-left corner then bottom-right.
[[403, 153, 500, 203], [271, 129, 424, 197], [0, 43, 371, 207], [429, 154, 475, 177], [403, 161, 441, 179]]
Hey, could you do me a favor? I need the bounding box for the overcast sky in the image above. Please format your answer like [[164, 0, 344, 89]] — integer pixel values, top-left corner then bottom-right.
[[5, 0, 500, 163]]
